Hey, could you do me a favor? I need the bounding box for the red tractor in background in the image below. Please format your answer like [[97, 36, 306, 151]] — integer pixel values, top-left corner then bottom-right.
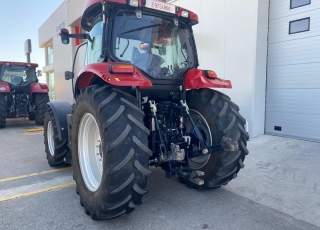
[[43, 0, 249, 220], [0, 61, 49, 128]]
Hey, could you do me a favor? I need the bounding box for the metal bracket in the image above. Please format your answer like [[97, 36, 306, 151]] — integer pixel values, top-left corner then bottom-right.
[[149, 100, 157, 114], [178, 171, 205, 186], [188, 137, 239, 159], [135, 8, 142, 19], [174, 16, 179, 26], [180, 100, 206, 147], [141, 96, 148, 104], [149, 100, 166, 159]]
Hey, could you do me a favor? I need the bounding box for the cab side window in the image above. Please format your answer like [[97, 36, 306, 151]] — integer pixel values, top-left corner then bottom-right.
[[86, 19, 103, 65]]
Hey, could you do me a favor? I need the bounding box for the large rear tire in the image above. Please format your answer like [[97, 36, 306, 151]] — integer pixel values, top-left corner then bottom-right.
[[34, 93, 49, 126], [186, 89, 249, 188], [72, 85, 152, 220], [43, 109, 69, 167], [0, 94, 6, 128]]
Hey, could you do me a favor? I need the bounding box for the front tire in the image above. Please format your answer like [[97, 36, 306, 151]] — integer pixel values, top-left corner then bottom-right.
[[44, 109, 69, 167], [186, 89, 249, 188], [34, 93, 49, 126], [72, 85, 152, 220], [0, 94, 6, 128]]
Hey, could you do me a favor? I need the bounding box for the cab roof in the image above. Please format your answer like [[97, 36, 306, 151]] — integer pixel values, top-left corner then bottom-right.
[[81, 0, 199, 31], [0, 61, 38, 68]]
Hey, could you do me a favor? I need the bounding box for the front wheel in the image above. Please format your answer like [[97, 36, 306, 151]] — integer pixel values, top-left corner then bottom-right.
[[185, 89, 249, 188], [43, 109, 69, 167], [72, 85, 152, 220]]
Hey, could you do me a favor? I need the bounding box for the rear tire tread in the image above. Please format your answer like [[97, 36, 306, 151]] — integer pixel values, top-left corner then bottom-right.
[[34, 93, 50, 126], [72, 85, 151, 220], [186, 89, 248, 189], [0, 94, 6, 128]]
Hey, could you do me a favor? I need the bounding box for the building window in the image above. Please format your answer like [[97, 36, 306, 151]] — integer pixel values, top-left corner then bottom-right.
[[290, 0, 311, 9], [47, 44, 54, 65], [289, 18, 310, 34], [47, 72, 55, 101]]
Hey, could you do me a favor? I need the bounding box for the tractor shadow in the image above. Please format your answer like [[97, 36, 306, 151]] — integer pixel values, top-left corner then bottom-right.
[[5, 118, 39, 129]]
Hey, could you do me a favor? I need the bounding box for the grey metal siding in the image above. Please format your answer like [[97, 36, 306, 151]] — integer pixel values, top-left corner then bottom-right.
[[266, 0, 320, 141]]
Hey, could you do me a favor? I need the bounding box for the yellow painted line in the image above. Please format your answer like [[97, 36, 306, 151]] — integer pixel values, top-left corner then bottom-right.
[[0, 182, 76, 202], [24, 128, 44, 133], [0, 167, 72, 183]]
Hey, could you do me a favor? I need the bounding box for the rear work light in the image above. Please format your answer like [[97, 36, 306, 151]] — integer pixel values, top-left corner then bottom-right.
[[181, 11, 189, 18], [205, 70, 217, 79], [128, 0, 139, 7], [110, 64, 135, 74]]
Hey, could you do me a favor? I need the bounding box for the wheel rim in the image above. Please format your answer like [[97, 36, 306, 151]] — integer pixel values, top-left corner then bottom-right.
[[47, 121, 55, 156], [186, 109, 212, 170], [78, 113, 103, 192]]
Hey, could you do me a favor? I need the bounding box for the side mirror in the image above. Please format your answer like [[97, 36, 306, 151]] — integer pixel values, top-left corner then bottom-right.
[[65, 71, 74, 80], [37, 70, 42, 77], [60, 28, 70, 45]]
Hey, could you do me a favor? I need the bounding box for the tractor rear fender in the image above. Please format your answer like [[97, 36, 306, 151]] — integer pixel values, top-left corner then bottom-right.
[[184, 69, 232, 90], [0, 82, 10, 93], [75, 62, 152, 91], [30, 83, 49, 96], [46, 102, 72, 141]]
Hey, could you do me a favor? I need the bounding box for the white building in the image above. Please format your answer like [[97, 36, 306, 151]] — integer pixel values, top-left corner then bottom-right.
[[38, 0, 320, 142]]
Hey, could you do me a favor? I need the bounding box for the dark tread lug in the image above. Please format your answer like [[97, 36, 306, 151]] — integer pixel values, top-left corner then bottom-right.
[[128, 114, 150, 135], [120, 98, 144, 116], [98, 92, 117, 111], [241, 141, 249, 155], [105, 105, 125, 129], [106, 195, 132, 210], [134, 160, 152, 177], [108, 125, 131, 152], [133, 184, 148, 195], [110, 174, 135, 194], [133, 136, 153, 156], [223, 115, 236, 134], [109, 149, 134, 175]]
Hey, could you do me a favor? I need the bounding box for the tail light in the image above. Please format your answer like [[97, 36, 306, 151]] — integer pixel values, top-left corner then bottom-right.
[[205, 70, 217, 79], [110, 64, 135, 74]]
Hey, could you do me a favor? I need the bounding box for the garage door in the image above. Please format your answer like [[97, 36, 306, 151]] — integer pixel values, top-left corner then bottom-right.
[[266, 0, 320, 142]]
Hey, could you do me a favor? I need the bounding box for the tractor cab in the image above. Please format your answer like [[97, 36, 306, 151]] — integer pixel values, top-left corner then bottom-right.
[[60, 0, 232, 99], [0, 62, 40, 89], [60, 0, 213, 91]]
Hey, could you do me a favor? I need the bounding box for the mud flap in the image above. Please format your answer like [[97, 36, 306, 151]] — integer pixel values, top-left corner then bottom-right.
[[46, 102, 72, 141]]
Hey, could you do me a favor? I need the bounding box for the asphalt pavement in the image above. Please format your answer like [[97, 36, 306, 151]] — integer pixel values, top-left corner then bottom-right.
[[0, 118, 319, 230]]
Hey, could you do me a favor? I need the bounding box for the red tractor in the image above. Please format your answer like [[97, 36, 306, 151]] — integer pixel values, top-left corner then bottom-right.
[[44, 0, 249, 220], [0, 61, 49, 128]]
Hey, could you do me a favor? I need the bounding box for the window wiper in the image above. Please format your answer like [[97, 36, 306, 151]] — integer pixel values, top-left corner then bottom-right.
[[122, 23, 161, 35]]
